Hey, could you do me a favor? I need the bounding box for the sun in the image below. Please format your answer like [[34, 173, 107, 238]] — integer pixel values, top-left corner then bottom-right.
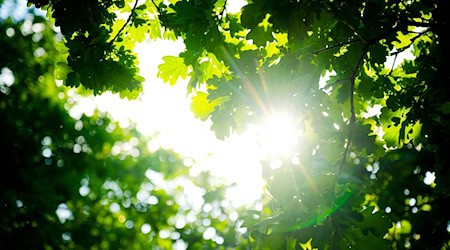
[[258, 113, 300, 157], [243, 112, 301, 163]]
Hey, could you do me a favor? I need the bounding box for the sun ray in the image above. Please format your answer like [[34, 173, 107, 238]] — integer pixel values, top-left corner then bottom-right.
[[220, 46, 270, 117], [297, 163, 318, 194]]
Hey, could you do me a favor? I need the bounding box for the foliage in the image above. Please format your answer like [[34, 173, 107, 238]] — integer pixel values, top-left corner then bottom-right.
[[9, 0, 450, 248], [0, 8, 246, 249]]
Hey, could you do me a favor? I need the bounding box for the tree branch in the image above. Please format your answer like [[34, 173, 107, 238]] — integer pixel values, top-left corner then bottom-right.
[[109, 0, 139, 46], [219, 0, 227, 20], [336, 46, 368, 179]]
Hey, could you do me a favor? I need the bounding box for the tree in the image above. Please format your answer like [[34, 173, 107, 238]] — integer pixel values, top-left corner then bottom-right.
[[8, 0, 450, 248], [0, 4, 246, 249]]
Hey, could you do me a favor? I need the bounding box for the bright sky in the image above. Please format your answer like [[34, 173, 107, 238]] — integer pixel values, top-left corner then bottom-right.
[[71, 37, 274, 208]]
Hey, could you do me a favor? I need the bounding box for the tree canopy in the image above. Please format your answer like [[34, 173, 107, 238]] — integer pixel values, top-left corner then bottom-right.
[[3, 0, 450, 249], [0, 5, 247, 249]]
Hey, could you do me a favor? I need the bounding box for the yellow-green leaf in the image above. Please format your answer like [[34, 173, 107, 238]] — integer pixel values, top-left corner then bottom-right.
[[392, 31, 416, 50], [299, 238, 314, 250], [128, 25, 147, 43], [157, 56, 188, 85], [108, 19, 126, 42], [198, 53, 227, 83], [190, 92, 229, 121]]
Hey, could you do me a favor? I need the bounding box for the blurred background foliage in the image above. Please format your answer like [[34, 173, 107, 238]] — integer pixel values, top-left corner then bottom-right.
[[0, 3, 248, 249]]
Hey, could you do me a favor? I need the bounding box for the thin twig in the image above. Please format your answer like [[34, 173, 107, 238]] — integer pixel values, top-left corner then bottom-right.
[[313, 39, 359, 55], [388, 53, 398, 76], [219, 0, 227, 20], [323, 1, 369, 45], [319, 78, 350, 91], [349, 47, 368, 123], [337, 137, 352, 180], [342, 19, 369, 45], [336, 46, 368, 179], [109, 0, 139, 45], [150, 0, 163, 14]]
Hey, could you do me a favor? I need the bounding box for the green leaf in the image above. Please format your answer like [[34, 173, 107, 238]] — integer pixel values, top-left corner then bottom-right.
[[197, 53, 227, 83], [392, 31, 416, 50], [246, 26, 274, 47], [358, 71, 374, 100], [108, 19, 126, 42], [157, 56, 189, 85], [383, 123, 402, 148], [128, 24, 147, 43], [369, 43, 387, 65], [406, 121, 422, 145], [299, 238, 313, 250], [240, 3, 264, 28], [190, 92, 230, 121], [358, 208, 392, 237], [352, 123, 378, 155], [228, 15, 244, 36], [148, 19, 162, 39], [65, 72, 80, 87]]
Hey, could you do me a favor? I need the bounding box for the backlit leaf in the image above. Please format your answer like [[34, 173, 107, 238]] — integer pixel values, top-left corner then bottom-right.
[[190, 92, 230, 121], [157, 56, 188, 85]]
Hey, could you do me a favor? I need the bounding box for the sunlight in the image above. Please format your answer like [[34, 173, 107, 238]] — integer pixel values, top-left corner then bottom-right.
[[196, 111, 303, 200], [75, 39, 265, 207], [226, 0, 247, 13], [73, 37, 306, 207], [256, 113, 300, 158], [260, 114, 299, 155]]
